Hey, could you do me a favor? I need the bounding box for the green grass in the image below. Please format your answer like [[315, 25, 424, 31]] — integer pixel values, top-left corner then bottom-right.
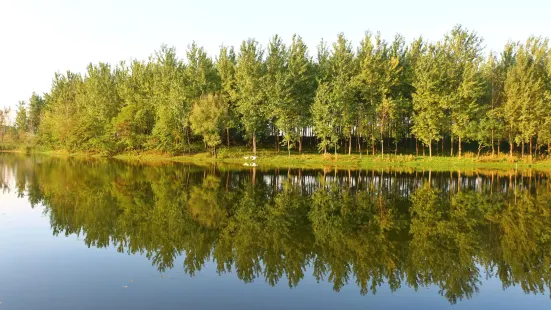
[[4, 147, 551, 172]]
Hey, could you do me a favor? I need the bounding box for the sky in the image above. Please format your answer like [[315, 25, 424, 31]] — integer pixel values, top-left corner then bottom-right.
[[1, 0, 550, 116]]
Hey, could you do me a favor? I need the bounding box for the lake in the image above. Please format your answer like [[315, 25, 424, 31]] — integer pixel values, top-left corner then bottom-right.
[[1, 153, 551, 309]]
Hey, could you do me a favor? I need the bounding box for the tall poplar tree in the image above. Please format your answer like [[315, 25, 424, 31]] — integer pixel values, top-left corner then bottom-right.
[[288, 34, 316, 152], [443, 25, 485, 157], [235, 39, 266, 155], [0, 107, 10, 144], [190, 94, 224, 157], [412, 44, 446, 157], [151, 45, 187, 154], [311, 82, 339, 154], [216, 45, 237, 147], [356, 32, 402, 156], [112, 60, 156, 153], [264, 35, 291, 154], [504, 37, 548, 158], [15, 101, 28, 137], [329, 33, 356, 154], [27, 92, 45, 135]]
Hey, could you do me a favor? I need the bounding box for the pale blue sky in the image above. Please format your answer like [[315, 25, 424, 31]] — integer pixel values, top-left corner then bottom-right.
[[1, 0, 549, 114]]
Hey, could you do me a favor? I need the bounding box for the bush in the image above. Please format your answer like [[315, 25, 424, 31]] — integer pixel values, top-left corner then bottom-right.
[[462, 152, 476, 158], [217, 147, 230, 159]]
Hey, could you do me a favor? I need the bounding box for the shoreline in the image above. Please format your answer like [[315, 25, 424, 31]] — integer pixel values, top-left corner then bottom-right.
[[3, 149, 551, 172]]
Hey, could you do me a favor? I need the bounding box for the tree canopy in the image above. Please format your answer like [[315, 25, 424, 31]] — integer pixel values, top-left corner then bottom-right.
[[7, 26, 551, 158]]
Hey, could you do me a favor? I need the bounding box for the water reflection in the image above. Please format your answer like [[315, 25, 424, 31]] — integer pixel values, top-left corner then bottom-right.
[[1, 154, 551, 304]]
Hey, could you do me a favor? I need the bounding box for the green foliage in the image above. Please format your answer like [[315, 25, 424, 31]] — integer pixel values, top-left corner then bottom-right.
[[288, 35, 316, 145], [28, 92, 45, 134], [15, 101, 28, 134], [189, 94, 225, 156], [5, 154, 551, 303], [151, 45, 188, 154], [10, 27, 551, 159], [411, 44, 445, 156], [235, 39, 266, 154], [112, 60, 156, 153], [216, 45, 238, 146], [311, 82, 339, 153], [0, 107, 11, 144]]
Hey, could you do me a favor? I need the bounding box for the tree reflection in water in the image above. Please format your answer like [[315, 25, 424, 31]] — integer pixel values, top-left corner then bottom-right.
[[2, 154, 551, 304]]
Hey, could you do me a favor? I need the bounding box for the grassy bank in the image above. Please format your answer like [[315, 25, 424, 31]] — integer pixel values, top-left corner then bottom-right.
[[4, 147, 551, 172]]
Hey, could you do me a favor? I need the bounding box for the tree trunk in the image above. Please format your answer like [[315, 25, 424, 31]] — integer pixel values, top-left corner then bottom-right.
[[450, 134, 454, 157], [276, 133, 280, 153], [299, 136, 303, 153], [415, 138, 419, 156], [252, 133, 257, 155], [348, 135, 352, 155], [548, 141, 550, 158], [441, 132, 445, 157], [381, 138, 384, 158], [423, 144, 425, 157], [359, 136, 362, 158], [429, 143, 432, 157], [521, 141, 524, 158], [288, 140, 291, 158], [458, 136, 462, 158], [324, 144, 327, 155], [529, 137, 533, 158], [186, 126, 192, 154], [225, 171, 229, 192], [498, 139, 501, 155], [491, 129, 495, 156], [509, 131, 513, 158], [226, 128, 230, 147]]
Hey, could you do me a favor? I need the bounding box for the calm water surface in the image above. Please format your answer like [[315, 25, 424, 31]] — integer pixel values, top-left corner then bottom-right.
[[1, 154, 551, 309]]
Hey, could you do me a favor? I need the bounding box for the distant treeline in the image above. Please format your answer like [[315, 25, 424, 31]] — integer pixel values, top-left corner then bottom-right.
[[8, 25, 551, 157]]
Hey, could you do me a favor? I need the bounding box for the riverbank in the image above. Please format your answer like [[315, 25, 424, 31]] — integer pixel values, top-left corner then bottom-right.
[[3, 147, 551, 171]]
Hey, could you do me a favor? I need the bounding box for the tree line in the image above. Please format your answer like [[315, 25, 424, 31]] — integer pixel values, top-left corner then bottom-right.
[[10, 25, 551, 158]]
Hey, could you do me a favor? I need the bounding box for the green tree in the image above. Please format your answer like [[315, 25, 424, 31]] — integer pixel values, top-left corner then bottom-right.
[[482, 52, 507, 156], [504, 38, 548, 158], [151, 45, 188, 154], [311, 82, 339, 154], [264, 35, 291, 154], [27, 92, 45, 135], [216, 45, 238, 147], [189, 94, 225, 157], [235, 39, 266, 155], [15, 101, 28, 135], [38, 71, 83, 150], [0, 107, 10, 144], [112, 60, 156, 153], [288, 34, 316, 152], [330, 33, 357, 154], [443, 25, 485, 157], [356, 32, 402, 156], [74, 62, 122, 153], [411, 44, 446, 157]]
